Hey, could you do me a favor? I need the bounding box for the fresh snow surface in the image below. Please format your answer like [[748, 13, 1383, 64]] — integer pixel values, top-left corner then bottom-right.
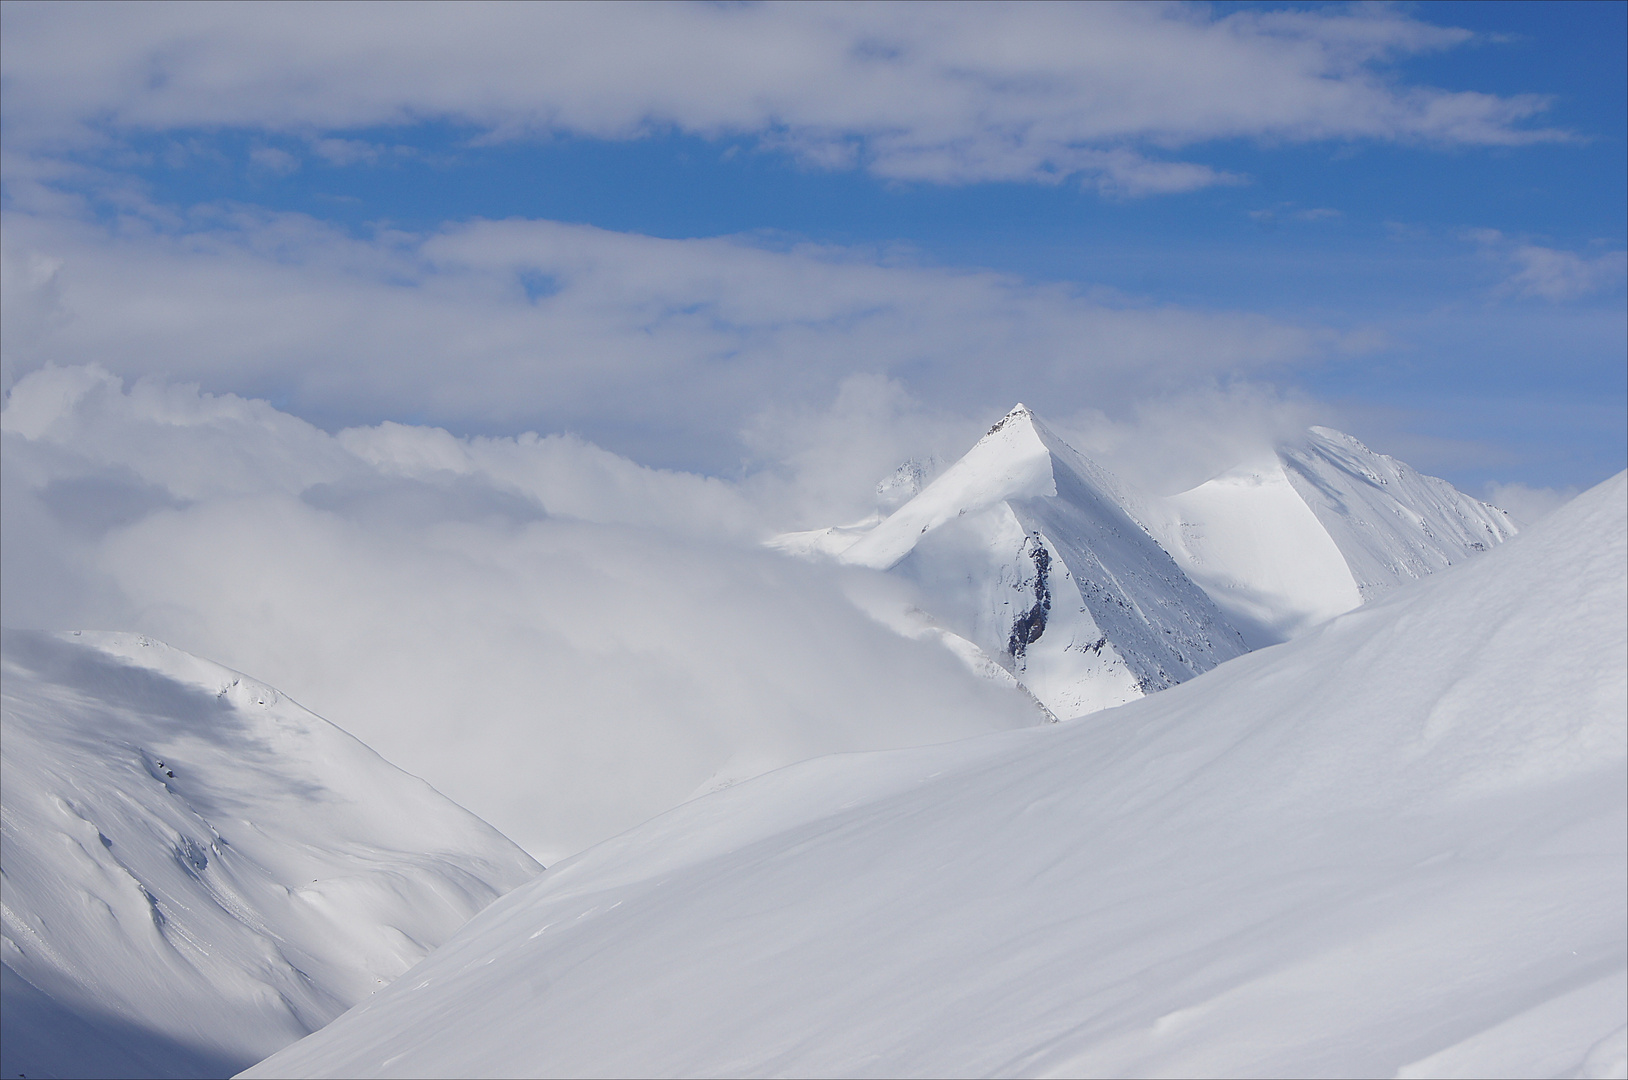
[[0, 631, 540, 1080], [251, 471, 1627, 1080], [1150, 458, 1366, 646], [1279, 427, 1520, 603], [1150, 427, 1521, 648], [835, 405, 1248, 719]]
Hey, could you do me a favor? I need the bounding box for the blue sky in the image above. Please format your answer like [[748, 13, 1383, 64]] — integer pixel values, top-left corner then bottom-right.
[[2, 1, 1623, 501]]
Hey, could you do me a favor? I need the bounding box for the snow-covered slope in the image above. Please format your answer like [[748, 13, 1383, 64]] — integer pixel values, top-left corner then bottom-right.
[[0, 631, 541, 1080], [251, 472, 1626, 1080], [836, 405, 1248, 719], [1281, 426, 1520, 600], [1152, 457, 1362, 644], [1151, 427, 1520, 646]]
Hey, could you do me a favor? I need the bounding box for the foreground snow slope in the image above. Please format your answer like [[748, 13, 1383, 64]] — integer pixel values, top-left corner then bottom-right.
[[252, 471, 1626, 1080], [0, 631, 540, 1080]]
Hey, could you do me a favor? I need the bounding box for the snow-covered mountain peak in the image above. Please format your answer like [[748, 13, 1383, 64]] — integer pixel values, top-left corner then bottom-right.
[[838, 408, 1057, 571], [773, 409, 1520, 719], [982, 401, 1039, 436], [834, 405, 1248, 719]]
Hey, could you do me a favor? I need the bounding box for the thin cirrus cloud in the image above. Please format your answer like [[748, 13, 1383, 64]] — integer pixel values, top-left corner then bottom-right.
[[0, 1, 1566, 192], [1504, 245, 1628, 302], [1465, 228, 1628, 302]]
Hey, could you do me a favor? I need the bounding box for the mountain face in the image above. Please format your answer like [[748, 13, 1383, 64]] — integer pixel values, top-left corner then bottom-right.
[[0, 631, 541, 1080], [838, 405, 1249, 720], [1151, 427, 1521, 646], [778, 407, 1520, 710], [245, 471, 1627, 1080], [1280, 426, 1520, 600]]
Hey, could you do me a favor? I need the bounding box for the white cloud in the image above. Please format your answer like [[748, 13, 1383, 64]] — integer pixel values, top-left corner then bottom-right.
[[0, 202, 1338, 475], [1481, 480, 1577, 524], [1468, 229, 1628, 302], [1505, 245, 1628, 302], [309, 138, 381, 166], [0, 365, 1041, 860], [247, 145, 300, 174], [1, 1, 1564, 190]]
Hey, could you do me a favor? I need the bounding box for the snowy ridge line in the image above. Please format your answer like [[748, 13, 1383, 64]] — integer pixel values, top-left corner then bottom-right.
[[0, 629, 541, 1080], [841, 403, 1248, 719]]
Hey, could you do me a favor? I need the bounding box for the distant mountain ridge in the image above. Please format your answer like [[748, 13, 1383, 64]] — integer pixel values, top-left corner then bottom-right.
[[774, 405, 1520, 717], [1152, 426, 1519, 645], [0, 630, 541, 1080]]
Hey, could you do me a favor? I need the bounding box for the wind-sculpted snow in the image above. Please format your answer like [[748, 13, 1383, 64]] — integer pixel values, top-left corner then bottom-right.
[[249, 472, 1626, 1079], [0, 631, 540, 1080]]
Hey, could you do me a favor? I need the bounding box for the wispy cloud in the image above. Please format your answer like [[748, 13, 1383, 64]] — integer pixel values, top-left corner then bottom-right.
[[1248, 204, 1343, 229], [1481, 479, 1578, 523], [247, 145, 300, 175], [1504, 244, 1628, 302], [1468, 229, 1628, 302], [1, 2, 1567, 192]]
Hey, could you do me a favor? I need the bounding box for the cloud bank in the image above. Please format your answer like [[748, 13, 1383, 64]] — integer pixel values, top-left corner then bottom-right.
[[1468, 229, 1628, 303], [1, 1, 1563, 191], [0, 365, 1045, 860], [0, 204, 1338, 479]]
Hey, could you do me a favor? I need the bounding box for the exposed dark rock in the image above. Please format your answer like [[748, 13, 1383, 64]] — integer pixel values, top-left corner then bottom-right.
[[1008, 534, 1052, 663]]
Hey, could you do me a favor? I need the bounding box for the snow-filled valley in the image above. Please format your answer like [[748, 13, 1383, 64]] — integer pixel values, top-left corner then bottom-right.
[[1, 367, 1620, 1080], [249, 469, 1627, 1080]]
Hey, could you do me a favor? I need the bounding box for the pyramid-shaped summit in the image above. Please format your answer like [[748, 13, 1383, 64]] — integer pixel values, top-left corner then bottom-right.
[[843, 404, 1248, 719]]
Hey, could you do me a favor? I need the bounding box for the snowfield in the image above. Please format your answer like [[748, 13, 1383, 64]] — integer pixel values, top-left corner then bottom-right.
[[0, 631, 541, 1080], [250, 470, 1626, 1079]]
